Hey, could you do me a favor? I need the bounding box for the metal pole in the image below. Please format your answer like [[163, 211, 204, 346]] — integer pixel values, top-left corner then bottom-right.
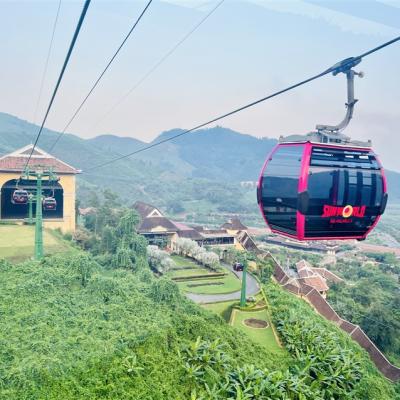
[[28, 194, 33, 225], [240, 261, 247, 307], [34, 172, 43, 260]]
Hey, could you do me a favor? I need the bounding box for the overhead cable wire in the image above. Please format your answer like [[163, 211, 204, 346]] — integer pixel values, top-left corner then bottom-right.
[[25, 0, 91, 168], [32, 0, 62, 128], [85, 35, 400, 172], [49, 0, 153, 152], [90, 0, 224, 132]]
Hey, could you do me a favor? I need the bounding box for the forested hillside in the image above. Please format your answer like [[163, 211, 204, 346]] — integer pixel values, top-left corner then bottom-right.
[[327, 253, 400, 366], [2, 112, 400, 216]]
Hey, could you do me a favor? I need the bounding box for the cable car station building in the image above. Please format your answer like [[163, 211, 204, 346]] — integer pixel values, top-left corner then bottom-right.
[[0, 145, 79, 232]]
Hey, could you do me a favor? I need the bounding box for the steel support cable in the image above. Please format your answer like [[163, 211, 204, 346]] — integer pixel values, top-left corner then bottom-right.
[[26, 0, 91, 168], [90, 0, 224, 132], [85, 34, 400, 172], [48, 0, 153, 152], [32, 0, 62, 128]]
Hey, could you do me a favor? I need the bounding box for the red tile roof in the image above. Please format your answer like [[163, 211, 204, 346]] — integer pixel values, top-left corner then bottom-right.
[[300, 276, 329, 292], [0, 145, 79, 174], [296, 259, 329, 292]]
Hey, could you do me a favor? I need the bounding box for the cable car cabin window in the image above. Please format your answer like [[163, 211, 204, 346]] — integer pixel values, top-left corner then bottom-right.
[[306, 164, 384, 238], [261, 145, 304, 235], [310, 147, 380, 169]]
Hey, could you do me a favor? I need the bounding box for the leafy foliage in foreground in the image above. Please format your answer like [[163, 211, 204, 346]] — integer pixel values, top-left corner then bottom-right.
[[179, 286, 398, 400], [266, 283, 398, 400], [0, 254, 397, 399], [0, 255, 283, 399]]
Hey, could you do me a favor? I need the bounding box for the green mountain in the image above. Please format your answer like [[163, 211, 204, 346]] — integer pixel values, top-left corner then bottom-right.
[[1, 112, 400, 221]]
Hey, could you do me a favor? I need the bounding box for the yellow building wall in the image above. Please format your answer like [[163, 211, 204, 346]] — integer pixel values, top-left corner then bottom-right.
[[0, 172, 76, 233], [234, 241, 245, 251]]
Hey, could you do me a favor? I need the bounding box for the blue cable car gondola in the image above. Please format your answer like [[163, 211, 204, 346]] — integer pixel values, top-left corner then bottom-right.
[[257, 61, 388, 241]]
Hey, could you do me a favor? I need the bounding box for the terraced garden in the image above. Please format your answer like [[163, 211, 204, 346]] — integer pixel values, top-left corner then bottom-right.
[[168, 255, 242, 294]]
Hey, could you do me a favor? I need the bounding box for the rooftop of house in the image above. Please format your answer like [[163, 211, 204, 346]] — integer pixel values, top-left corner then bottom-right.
[[0, 145, 79, 174], [220, 218, 248, 231], [133, 201, 249, 243], [133, 201, 163, 219], [138, 216, 178, 233], [299, 276, 329, 293], [296, 259, 329, 293]]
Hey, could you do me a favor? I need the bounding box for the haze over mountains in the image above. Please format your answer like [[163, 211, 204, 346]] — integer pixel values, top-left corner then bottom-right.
[[1, 112, 400, 210], [2, 1, 400, 169]]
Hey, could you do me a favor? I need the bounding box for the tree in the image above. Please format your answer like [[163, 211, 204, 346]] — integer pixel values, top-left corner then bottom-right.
[[117, 210, 140, 237], [258, 259, 274, 283], [113, 246, 134, 270], [100, 225, 116, 253], [149, 278, 180, 305], [361, 305, 399, 351], [147, 245, 176, 274], [69, 253, 97, 287]]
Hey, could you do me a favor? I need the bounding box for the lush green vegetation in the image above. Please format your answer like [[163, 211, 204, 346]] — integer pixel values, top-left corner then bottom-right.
[[2, 187, 399, 398], [327, 255, 400, 366], [0, 252, 287, 399], [366, 204, 400, 245], [2, 212, 398, 398], [266, 282, 398, 399], [0, 224, 71, 262], [202, 300, 236, 322]]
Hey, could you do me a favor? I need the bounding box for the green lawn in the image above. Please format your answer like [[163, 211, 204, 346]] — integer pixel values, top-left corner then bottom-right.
[[169, 268, 216, 278], [202, 300, 237, 322], [171, 254, 199, 267], [170, 255, 241, 294], [0, 225, 72, 262], [231, 309, 284, 354], [178, 272, 241, 294]]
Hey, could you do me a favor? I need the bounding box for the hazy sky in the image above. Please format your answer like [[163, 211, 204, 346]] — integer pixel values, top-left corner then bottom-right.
[[1, 0, 400, 170]]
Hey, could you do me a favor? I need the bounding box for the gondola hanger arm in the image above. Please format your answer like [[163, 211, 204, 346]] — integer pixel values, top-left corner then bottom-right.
[[316, 57, 364, 134]]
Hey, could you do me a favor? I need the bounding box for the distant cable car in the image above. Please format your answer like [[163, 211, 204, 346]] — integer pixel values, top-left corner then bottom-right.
[[257, 60, 388, 241], [11, 189, 29, 205], [43, 197, 57, 211]]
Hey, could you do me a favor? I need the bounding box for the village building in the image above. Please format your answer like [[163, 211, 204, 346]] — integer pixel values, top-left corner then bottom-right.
[[132, 201, 250, 250], [296, 259, 329, 297], [293, 259, 343, 297], [0, 145, 79, 232], [220, 218, 248, 235]]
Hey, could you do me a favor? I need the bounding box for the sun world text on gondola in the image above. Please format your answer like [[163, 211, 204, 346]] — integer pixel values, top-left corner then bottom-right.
[[321, 204, 366, 219]]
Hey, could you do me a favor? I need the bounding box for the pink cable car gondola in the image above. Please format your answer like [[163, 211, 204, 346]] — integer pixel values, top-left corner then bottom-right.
[[43, 197, 57, 211], [11, 189, 29, 205], [257, 60, 388, 241], [257, 142, 387, 240]]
